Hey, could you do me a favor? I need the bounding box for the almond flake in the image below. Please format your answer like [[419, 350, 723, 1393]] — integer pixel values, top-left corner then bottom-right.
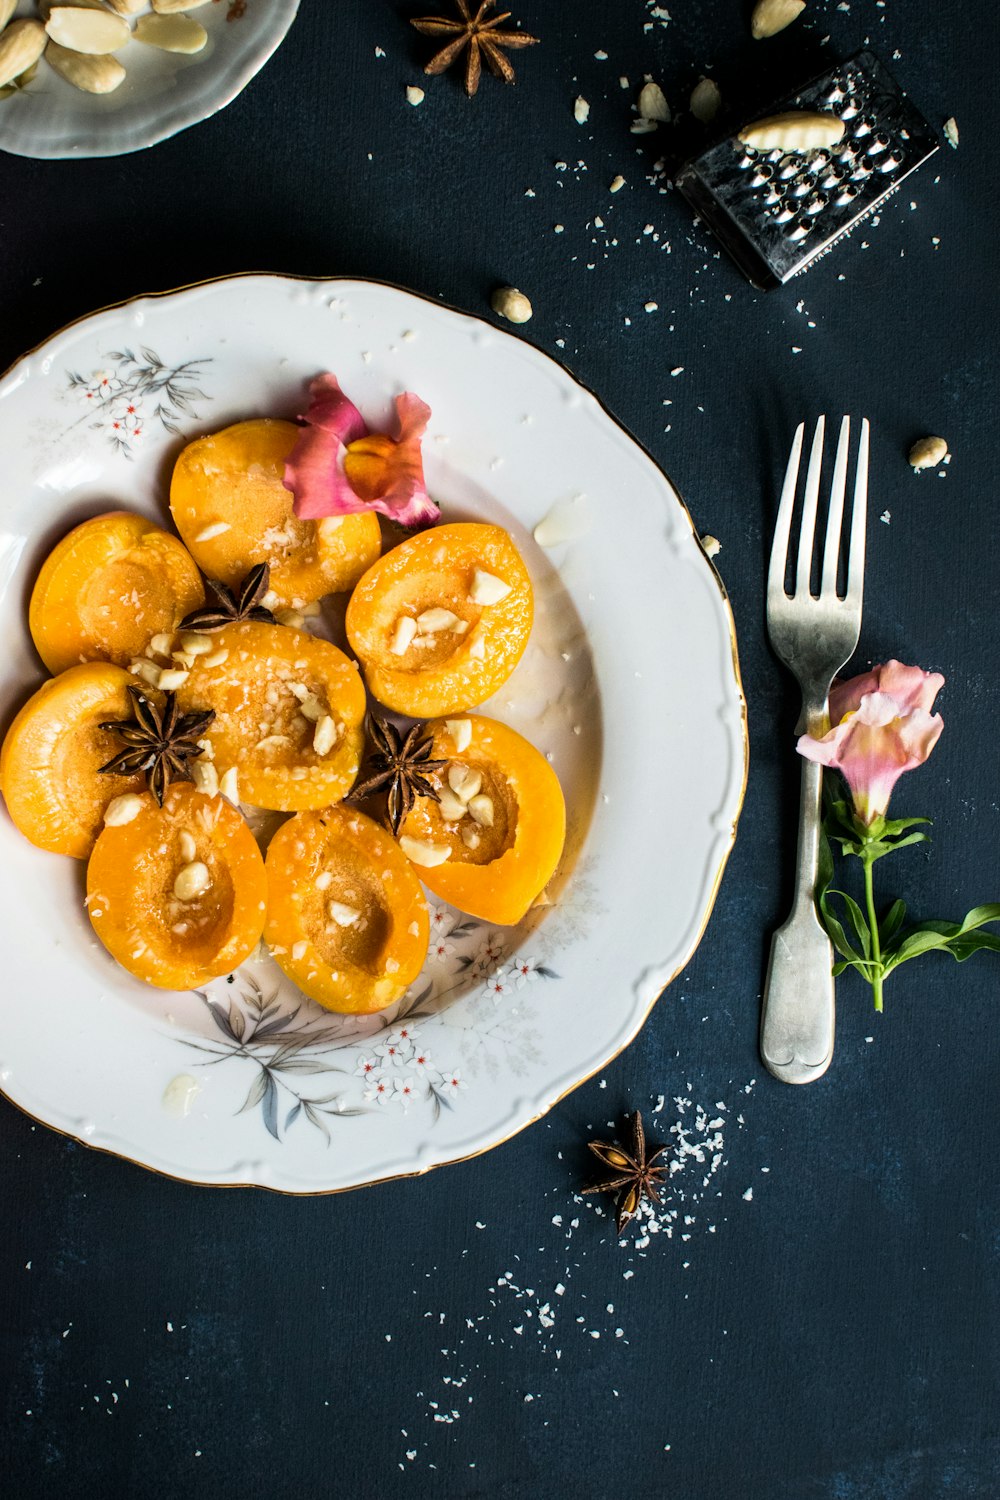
[[468, 794, 494, 827], [178, 830, 197, 863], [103, 794, 144, 827], [417, 607, 460, 632], [313, 715, 337, 756], [328, 901, 361, 928], [399, 835, 451, 868], [469, 569, 511, 606], [390, 615, 418, 655], [219, 767, 239, 804], [445, 718, 472, 753], [157, 668, 190, 691], [201, 649, 229, 668], [191, 761, 219, 796]]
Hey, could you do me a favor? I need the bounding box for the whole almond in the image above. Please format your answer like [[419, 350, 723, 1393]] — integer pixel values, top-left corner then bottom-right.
[[134, 12, 208, 52], [751, 0, 806, 39], [45, 7, 131, 54], [45, 39, 125, 93], [152, 0, 211, 10], [0, 0, 17, 35], [0, 19, 46, 89], [739, 111, 845, 152], [690, 75, 721, 123]]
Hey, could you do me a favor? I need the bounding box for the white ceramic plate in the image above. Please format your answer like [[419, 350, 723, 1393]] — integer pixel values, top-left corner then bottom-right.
[[0, 1, 299, 160], [0, 273, 746, 1192]]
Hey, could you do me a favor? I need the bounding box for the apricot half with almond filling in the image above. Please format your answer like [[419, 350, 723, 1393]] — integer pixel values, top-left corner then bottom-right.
[[175, 621, 366, 811], [0, 662, 146, 859], [345, 522, 533, 717], [397, 714, 565, 926], [29, 510, 204, 675], [87, 783, 267, 989], [170, 419, 382, 609], [264, 806, 429, 1014]]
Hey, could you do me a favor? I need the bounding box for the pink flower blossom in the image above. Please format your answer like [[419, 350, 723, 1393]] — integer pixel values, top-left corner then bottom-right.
[[283, 372, 439, 528], [797, 660, 944, 824]]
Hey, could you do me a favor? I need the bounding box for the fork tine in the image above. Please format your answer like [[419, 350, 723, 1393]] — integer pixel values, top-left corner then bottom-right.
[[795, 416, 826, 597], [821, 416, 851, 596], [845, 417, 870, 608], [767, 421, 805, 598]]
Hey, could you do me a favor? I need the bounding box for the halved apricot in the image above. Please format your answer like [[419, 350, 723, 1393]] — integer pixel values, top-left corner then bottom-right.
[[169, 419, 382, 608], [396, 714, 565, 925], [87, 783, 267, 990], [28, 510, 204, 675], [0, 662, 147, 858], [175, 621, 366, 811], [264, 805, 429, 1014], [345, 522, 533, 717]]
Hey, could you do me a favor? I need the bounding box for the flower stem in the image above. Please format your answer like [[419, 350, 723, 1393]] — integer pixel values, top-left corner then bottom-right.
[[862, 853, 884, 1012]]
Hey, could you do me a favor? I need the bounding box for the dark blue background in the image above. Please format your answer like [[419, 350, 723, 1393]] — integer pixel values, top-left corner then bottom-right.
[[1, 2, 997, 1496]]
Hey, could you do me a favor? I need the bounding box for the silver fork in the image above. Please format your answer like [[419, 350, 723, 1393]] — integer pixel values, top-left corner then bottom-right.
[[761, 414, 869, 1085]]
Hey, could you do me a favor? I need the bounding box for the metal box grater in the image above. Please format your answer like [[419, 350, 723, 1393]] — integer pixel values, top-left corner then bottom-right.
[[674, 50, 940, 289]]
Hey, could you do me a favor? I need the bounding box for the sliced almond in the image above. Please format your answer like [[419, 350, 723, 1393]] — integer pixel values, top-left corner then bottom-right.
[[445, 718, 472, 753], [157, 668, 190, 691], [390, 615, 417, 655], [467, 794, 494, 828], [437, 789, 468, 822], [739, 112, 845, 152], [417, 607, 460, 632], [129, 658, 162, 688], [448, 764, 482, 803], [173, 860, 210, 901], [148, 632, 175, 659], [0, 19, 46, 89], [399, 835, 451, 868], [191, 760, 219, 797], [219, 767, 239, 804], [328, 900, 360, 928], [103, 793, 144, 827], [201, 648, 229, 668], [134, 11, 207, 52], [179, 631, 214, 655], [312, 715, 337, 756], [178, 830, 197, 862], [751, 0, 806, 39], [469, 568, 512, 606], [192, 521, 230, 543], [45, 7, 130, 54]]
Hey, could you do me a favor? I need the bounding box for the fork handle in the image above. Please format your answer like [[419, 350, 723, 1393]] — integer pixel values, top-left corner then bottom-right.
[[761, 753, 835, 1084]]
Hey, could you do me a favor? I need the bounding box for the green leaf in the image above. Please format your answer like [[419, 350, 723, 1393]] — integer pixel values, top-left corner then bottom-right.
[[880, 898, 907, 945], [830, 888, 872, 959], [944, 932, 1000, 962], [883, 929, 958, 969], [880, 814, 933, 837], [865, 830, 930, 864], [956, 903, 1000, 931]]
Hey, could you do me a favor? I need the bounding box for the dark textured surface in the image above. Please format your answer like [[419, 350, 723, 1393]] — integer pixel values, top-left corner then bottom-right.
[[1, 2, 998, 1496]]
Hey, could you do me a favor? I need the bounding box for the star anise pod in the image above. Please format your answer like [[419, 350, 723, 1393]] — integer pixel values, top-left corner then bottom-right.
[[98, 686, 216, 807], [411, 0, 539, 97], [582, 1111, 668, 1234], [178, 561, 275, 634], [350, 714, 446, 836]]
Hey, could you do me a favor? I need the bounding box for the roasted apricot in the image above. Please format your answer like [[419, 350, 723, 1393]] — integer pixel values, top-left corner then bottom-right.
[[397, 714, 565, 925], [175, 621, 366, 811], [28, 511, 204, 675], [264, 806, 429, 1014], [345, 522, 533, 717], [87, 783, 267, 990], [0, 662, 147, 859], [170, 419, 382, 609]]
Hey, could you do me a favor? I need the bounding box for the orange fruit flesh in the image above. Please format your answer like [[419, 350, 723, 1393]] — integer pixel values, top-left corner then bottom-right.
[[345, 522, 533, 718], [398, 714, 566, 926], [28, 510, 204, 674], [169, 418, 382, 608], [0, 662, 147, 859], [87, 784, 267, 990], [264, 806, 429, 1014], [175, 621, 367, 812]]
